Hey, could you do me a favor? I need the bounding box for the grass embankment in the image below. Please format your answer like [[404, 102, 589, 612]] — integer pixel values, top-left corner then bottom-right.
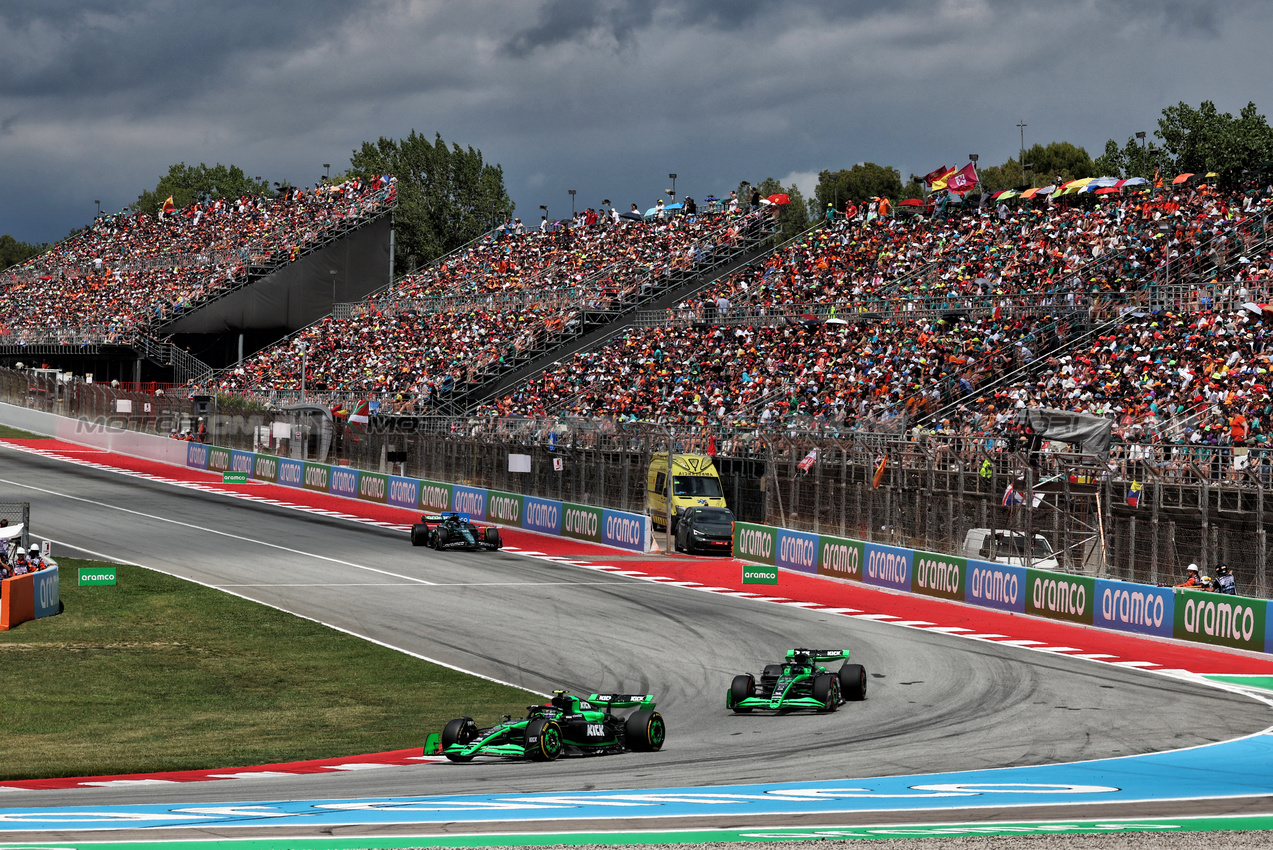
[[0, 424, 47, 439], [0, 559, 535, 780]]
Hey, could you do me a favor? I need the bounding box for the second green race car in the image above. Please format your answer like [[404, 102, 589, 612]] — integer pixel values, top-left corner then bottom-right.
[[429, 691, 665, 762], [410, 512, 502, 551], [727, 648, 867, 712]]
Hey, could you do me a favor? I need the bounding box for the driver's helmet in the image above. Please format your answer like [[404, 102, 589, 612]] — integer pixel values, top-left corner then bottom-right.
[[550, 691, 572, 710], [793, 651, 812, 667]]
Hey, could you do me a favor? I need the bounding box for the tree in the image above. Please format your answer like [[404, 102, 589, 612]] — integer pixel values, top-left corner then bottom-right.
[[349, 131, 514, 268], [134, 163, 272, 217], [812, 163, 904, 212], [1092, 136, 1160, 182], [748, 177, 810, 241], [978, 142, 1094, 193], [1156, 100, 1273, 185], [0, 234, 49, 270]]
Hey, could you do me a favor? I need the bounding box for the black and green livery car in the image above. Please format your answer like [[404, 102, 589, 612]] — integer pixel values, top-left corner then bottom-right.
[[410, 512, 502, 551], [727, 648, 866, 712], [428, 690, 665, 762]]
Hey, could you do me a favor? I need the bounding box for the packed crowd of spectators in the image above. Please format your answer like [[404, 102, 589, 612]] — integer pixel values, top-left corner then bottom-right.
[[218, 208, 769, 400], [0, 177, 396, 344]]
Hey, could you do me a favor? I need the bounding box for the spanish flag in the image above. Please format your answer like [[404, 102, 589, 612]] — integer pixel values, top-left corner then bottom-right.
[[161, 196, 176, 215], [872, 454, 888, 489]]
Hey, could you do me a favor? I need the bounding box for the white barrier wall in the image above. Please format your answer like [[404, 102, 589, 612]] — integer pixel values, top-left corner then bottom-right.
[[0, 402, 190, 467]]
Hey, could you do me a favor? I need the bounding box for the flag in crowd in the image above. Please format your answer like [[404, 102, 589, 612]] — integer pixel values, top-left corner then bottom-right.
[[797, 448, 818, 473], [1002, 481, 1026, 507], [922, 165, 951, 187], [1126, 479, 1143, 509], [945, 162, 979, 194], [872, 454, 888, 489]]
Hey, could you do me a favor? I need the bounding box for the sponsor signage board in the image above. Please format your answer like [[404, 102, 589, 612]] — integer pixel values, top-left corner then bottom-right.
[[252, 454, 279, 483], [1026, 568, 1094, 625], [601, 509, 646, 552], [357, 471, 388, 504], [524, 496, 562, 535], [277, 458, 304, 488], [329, 466, 359, 498], [78, 566, 116, 587], [775, 528, 819, 574], [387, 475, 420, 510], [207, 447, 232, 472], [222, 472, 248, 484], [863, 542, 912, 591], [302, 462, 331, 493], [33, 567, 60, 617], [229, 450, 254, 475], [912, 550, 965, 601], [561, 503, 603, 543], [1094, 579, 1173, 638], [452, 486, 487, 522], [488, 491, 524, 527], [818, 534, 864, 581], [734, 522, 776, 567], [743, 564, 779, 585], [186, 442, 209, 470], [1173, 589, 1266, 652], [965, 560, 1026, 613], [419, 480, 453, 512]]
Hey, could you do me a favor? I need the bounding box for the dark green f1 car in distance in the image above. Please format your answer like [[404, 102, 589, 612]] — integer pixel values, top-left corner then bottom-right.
[[410, 512, 502, 551], [727, 648, 866, 712], [427, 690, 665, 762]]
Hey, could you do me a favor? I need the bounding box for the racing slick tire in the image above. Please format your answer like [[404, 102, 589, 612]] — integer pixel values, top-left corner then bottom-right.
[[441, 716, 478, 762], [839, 663, 867, 701], [812, 673, 840, 712], [410, 524, 429, 547], [525, 718, 564, 761], [433, 527, 449, 551], [729, 674, 755, 713], [484, 527, 502, 549], [624, 709, 666, 751]]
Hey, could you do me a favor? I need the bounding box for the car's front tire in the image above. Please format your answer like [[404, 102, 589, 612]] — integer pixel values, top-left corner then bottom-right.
[[813, 673, 839, 712], [433, 528, 449, 550], [525, 718, 563, 761], [729, 674, 755, 713], [485, 527, 502, 549], [839, 663, 867, 701], [441, 716, 477, 762], [410, 524, 428, 547], [624, 709, 665, 751]]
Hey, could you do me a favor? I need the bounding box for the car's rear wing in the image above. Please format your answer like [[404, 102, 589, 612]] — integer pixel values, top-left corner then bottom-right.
[[786, 648, 850, 663], [587, 693, 656, 710]]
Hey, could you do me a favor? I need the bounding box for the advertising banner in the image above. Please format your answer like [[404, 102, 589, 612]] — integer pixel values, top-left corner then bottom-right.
[[602, 509, 646, 552], [743, 564, 779, 585], [524, 496, 562, 536], [207, 446, 232, 472], [488, 491, 525, 527], [222, 472, 248, 484], [818, 534, 864, 582], [32, 566, 60, 618], [561, 503, 603, 543], [775, 528, 819, 574], [1026, 568, 1095, 625], [965, 559, 1026, 613], [1094, 579, 1173, 638], [1174, 590, 1266, 652], [229, 450, 254, 476], [329, 466, 359, 499], [452, 486, 488, 522], [357, 471, 388, 504], [387, 475, 420, 510], [78, 566, 116, 587], [252, 454, 279, 483], [733, 522, 777, 567], [419, 480, 453, 512], [186, 442, 209, 470], [277, 458, 304, 488], [863, 542, 912, 591], [302, 462, 331, 493], [912, 550, 966, 601]]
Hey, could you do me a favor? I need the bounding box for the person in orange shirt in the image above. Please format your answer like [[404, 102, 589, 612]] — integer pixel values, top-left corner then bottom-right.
[[1230, 409, 1248, 443], [1174, 563, 1201, 588]]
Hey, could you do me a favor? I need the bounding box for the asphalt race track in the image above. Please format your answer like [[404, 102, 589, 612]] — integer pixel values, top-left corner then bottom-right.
[[1, 444, 1272, 843]]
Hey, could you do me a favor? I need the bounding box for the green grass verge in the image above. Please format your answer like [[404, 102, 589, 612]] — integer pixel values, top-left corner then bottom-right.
[[0, 558, 537, 780], [0, 423, 47, 439]]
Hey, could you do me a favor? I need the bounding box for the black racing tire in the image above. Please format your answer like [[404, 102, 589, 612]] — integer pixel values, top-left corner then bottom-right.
[[485, 527, 502, 548], [624, 709, 666, 752], [729, 674, 755, 713], [410, 524, 429, 547], [441, 716, 477, 762], [433, 527, 449, 550], [812, 673, 839, 712], [525, 717, 563, 761], [839, 663, 867, 701]]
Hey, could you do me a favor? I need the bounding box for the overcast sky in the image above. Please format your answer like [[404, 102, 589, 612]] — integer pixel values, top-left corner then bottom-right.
[[3, 0, 1272, 244]]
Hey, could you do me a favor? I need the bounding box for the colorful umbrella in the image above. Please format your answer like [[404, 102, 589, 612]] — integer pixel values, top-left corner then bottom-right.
[[898, 198, 924, 206], [767, 193, 791, 205], [1094, 187, 1120, 195], [1172, 173, 1195, 184], [1062, 177, 1095, 190], [995, 190, 1019, 200], [1115, 178, 1149, 188]]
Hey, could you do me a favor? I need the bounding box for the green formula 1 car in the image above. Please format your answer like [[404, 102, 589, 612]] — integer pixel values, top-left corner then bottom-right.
[[427, 690, 665, 762], [727, 648, 867, 713], [410, 512, 502, 551]]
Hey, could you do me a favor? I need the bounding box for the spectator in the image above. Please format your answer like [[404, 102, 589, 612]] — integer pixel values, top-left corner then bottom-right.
[[1215, 564, 1237, 595], [1174, 563, 1202, 588]]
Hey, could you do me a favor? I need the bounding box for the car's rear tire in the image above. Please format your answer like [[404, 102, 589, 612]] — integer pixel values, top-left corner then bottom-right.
[[410, 524, 428, 547], [812, 673, 839, 712], [839, 663, 867, 701], [729, 674, 755, 713], [485, 527, 502, 548], [441, 717, 477, 762], [624, 709, 665, 751], [525, 718, 563, 761]]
